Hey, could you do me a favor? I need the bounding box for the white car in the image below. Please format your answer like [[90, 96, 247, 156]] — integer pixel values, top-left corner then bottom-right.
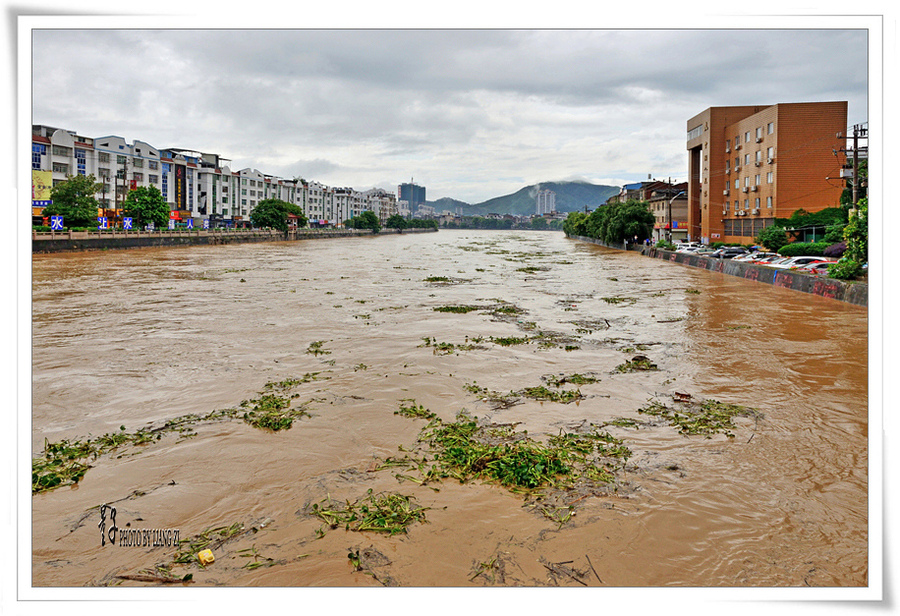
[[767, 256, 829, 270]]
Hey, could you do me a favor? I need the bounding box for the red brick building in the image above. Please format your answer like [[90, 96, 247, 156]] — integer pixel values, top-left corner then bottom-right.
[[686, 102, 848, 244]]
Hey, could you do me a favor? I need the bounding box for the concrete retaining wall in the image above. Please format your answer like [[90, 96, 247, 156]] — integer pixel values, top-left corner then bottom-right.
[[643, 247, 867, 306], [32, 227, 436, 253]]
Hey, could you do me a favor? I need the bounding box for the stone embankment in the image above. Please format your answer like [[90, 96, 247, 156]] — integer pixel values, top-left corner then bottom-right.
[[32, 227, 436, 253], [567, 235, 867, 306]]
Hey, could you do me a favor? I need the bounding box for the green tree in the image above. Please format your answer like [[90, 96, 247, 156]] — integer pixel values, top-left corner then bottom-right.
[[349, 210, 381, 233], [531, 217, 549, 230], [385, 214, 407, 230], [842, 197, 868, 263], [755, 225, 789, 252], [249, 199, 307, 232], [42, 174, 104, 227], [123, 185, 169, 229]]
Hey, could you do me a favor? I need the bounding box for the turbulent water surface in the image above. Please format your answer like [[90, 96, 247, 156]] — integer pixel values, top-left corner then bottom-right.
[[30, 230, 868, 588]]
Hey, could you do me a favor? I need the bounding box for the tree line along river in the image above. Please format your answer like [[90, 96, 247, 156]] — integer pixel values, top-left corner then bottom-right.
[[30, 229, 869, 591]]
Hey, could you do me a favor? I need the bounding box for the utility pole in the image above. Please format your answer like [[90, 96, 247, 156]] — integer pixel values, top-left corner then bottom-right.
[[851, 123, 867, 207]]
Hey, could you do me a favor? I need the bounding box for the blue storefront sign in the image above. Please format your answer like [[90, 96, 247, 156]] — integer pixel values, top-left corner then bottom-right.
[[50, 216, 63, 231]]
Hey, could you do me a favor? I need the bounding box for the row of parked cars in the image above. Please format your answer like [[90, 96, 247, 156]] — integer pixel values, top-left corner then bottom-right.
[[672, 242, 836, 275]]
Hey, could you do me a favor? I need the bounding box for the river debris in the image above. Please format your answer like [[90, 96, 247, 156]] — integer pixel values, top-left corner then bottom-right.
[[33, 377, 321, 493], [614, 355, 658, 373], [394, 399, 437, 420], [306, 340, 331, 356], [638, 396, 762, 438], [309, 489, 429, 536]]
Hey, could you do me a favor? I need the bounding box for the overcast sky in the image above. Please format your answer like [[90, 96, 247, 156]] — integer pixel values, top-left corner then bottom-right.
[[30, 25, 870, 204]]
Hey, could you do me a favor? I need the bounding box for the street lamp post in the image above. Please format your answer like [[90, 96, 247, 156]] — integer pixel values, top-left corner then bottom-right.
[[667, 190, 685, 242]]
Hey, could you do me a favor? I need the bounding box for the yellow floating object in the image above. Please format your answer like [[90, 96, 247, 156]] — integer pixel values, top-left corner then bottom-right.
[[197, 549, 215, 566]]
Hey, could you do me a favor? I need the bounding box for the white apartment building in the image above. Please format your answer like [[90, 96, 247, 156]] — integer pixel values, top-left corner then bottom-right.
[[535, 189, 556, 215], [32, 124, 395, 229]]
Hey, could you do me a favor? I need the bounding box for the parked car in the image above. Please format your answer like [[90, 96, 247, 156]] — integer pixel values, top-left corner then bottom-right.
[[712, 247, 748, 259], [789, 258, 832, 271], [768, 256, 830, 270], [796, 261, 834, 275], [746, 252, 780, 263]]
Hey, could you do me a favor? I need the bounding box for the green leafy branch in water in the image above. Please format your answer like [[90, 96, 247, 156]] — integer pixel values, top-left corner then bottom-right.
[[308, 489, 429, 536], [394, 399, 437, 420], [638, 398, 762, 438]]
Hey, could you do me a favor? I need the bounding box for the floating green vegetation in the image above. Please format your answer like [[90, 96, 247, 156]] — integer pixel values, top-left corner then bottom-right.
[[237, 545, 276, 570], [516, 266, 547, 274], [239, 392, 308, 432], [686, 288, 701, 294], [728, 325, 752, 330], [395, 399, 437, 420], [433, 305, 482, 314], [489, 336, 530, 347], [638, 398, 761, 438], [521, 385, 583, 404], [420, 337, 483, 355], [309, 489, 429, 536], [419, 413, 630, 491], [601, 296, 634, 305], [614, 355, 658, 373], [306, 340, 331, 356], [423, 276, 450, 282], [464, 383, 521, 409], [172, 522, 246, 566], [34, 377, 318, 493], [32, 426, 161, 493], [545, 373, 599, 387], [489, 303, 525, 318]]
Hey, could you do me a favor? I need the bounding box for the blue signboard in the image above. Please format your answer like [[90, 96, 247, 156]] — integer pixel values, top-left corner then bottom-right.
[[202, 219, 209, 229], [97, 216, 108, 230], [168, 219, 175, 230], [186, 219, 194, 229], [123, 217, 133, 230], [50, 216, 63, 231]]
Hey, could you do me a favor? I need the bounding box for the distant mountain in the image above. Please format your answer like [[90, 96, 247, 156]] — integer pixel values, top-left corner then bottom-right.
[[426, 181, 620, 217]]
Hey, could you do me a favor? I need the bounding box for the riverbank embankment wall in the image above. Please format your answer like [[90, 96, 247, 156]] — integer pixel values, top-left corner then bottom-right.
[[568, 235, 867, 307], [32, 227, 436, 253]]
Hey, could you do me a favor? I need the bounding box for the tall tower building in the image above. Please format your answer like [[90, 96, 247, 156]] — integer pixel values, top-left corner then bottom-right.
[[536, 189, 556, 215], [398, 179, 426, 216]]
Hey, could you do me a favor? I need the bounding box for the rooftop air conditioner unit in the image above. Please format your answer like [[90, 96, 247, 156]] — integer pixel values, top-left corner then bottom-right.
[[755, 161, 762, 167], [735, 144, 742, 150], [756, 137, 763, 143], [725, 147, 731, 153], [723, 189, 730, 195], [735, 166, 741, 172], [751, 186, 758, 192], [752, 209, 760, 215], [742, 186, 749, 193], [723, 209, 728, 215], [767, 157, 775, 164]]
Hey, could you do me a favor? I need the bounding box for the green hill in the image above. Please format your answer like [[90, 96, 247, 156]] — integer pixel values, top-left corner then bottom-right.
[[427, 181, 619, 216]]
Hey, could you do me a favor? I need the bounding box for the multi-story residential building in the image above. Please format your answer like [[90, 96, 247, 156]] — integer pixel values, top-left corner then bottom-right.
[[364, 188, 399, 224], [398, 181, 426, 216], [686, 101, 848, 244], [648, 182, 688, 242], [535, 189, 556, 215]]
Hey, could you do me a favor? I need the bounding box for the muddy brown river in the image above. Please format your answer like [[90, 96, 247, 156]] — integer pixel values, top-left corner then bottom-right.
[[30, 230, 869, 590]]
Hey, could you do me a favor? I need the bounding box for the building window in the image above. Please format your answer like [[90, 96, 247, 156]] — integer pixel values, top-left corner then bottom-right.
[[755, 197, 760, 209], [744, 199, 749, 209], [52, 162, 68, 174], [745, 131, 751, 143], [744, 153, 751, 165], [133, 172, 143, 182], [99, 152, 110, 163], [744, 177, 750, 187], [148, 160, 158, 170], [756, 127, 763, 140], [767, 172, 774, 183], [767, 122, 775, 134], [767, 147, 774, 160], [133, 158, 143, 168], [755, 150, 762, 163], [725, 139, 731, 152], [755, 174, 760, 186], [52, 145, 71, 156], [767, 196, 773, 208], [734, 179, 739, 190], [32, 143, 46, 169], [149, 174, 158, 184]]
